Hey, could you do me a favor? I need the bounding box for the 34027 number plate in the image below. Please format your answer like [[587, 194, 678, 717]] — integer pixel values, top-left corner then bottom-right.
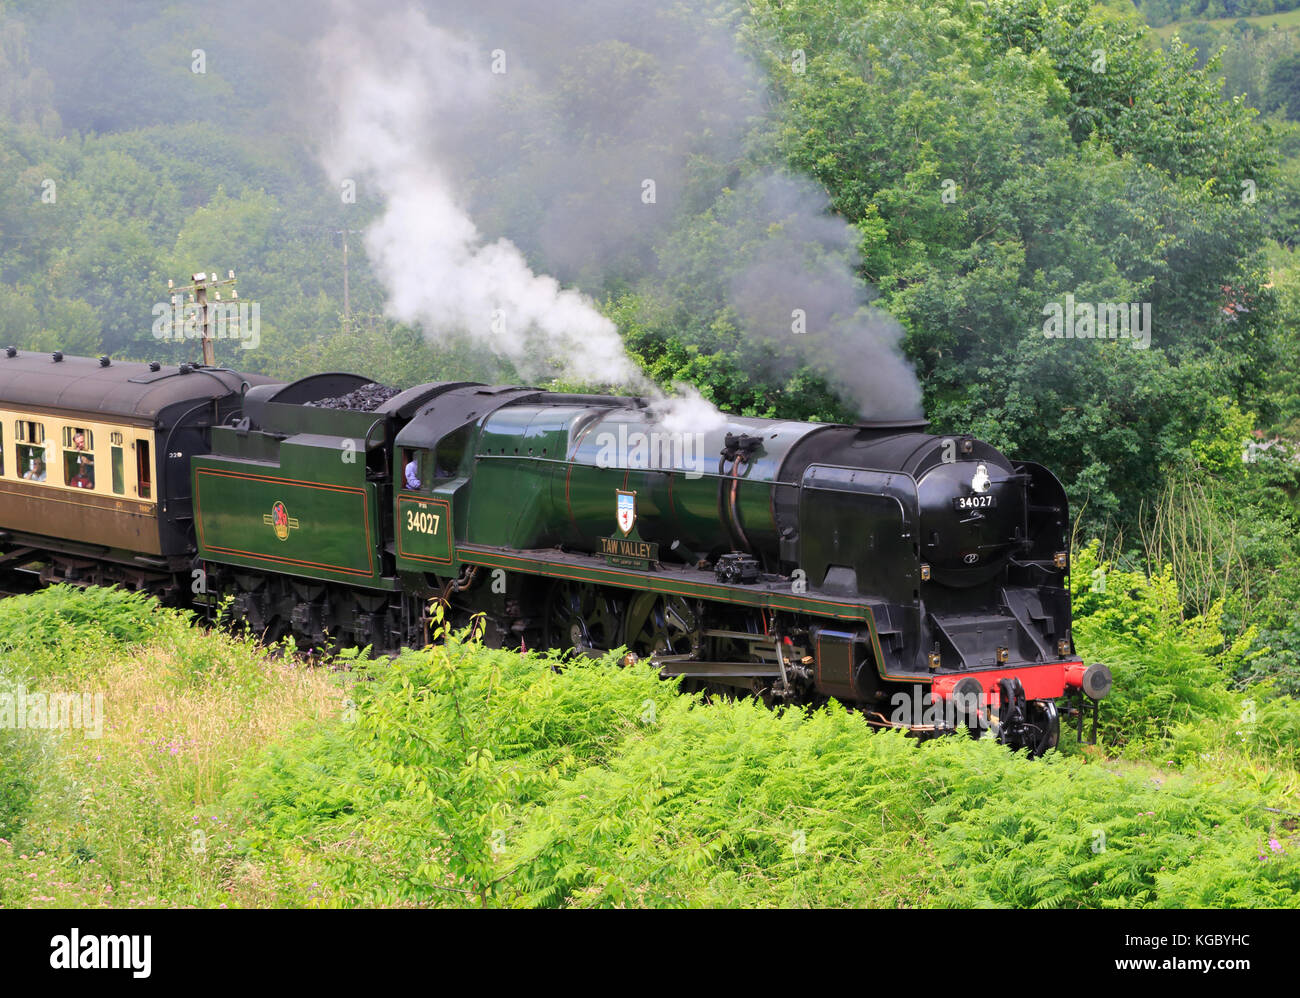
[[953, 495, 997, 511]]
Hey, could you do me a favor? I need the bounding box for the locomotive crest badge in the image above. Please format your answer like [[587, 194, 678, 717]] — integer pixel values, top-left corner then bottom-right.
[[262, 500, 300, 541], [602, 489, 656, 569], [616, 489, 636, 535]]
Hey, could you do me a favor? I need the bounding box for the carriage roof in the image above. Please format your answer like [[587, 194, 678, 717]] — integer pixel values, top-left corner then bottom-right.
[[0, 352, 259, 423]]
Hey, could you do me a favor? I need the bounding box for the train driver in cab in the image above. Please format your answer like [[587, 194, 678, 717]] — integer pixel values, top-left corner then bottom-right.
[[403, 450, 421, 491]]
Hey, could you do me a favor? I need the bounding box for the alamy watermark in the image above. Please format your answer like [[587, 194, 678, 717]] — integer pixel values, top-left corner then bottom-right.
[[151, 299, 261, 350], [890, 685, 990, 732], [594, 425, 707, 480], [1043, 294, 1151, 349], [1, 685, 104, 739]]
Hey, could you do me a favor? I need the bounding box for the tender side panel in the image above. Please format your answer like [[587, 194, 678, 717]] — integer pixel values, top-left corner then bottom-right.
[[194, 462, 383, 586]]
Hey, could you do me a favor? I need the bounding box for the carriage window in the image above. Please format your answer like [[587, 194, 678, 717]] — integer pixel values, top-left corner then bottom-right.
[[15, 420, 46, 482], [0, 423, 4, 477], [137, 439, 152, 499], [63, 425, 95, 490], [111, 446, 125, 495], [62, 426, 94, 450]]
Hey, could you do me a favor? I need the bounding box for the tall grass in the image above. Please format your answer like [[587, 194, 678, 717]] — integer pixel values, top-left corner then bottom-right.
[[0, 586, 341, 908], [1138, 478, 1250, 622]]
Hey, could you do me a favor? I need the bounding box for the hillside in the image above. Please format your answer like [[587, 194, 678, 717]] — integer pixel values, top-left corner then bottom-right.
[[1, 578, 1296, 908]]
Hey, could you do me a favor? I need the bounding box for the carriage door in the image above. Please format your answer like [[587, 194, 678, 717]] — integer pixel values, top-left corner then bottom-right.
[[136, 438, 152, 499]]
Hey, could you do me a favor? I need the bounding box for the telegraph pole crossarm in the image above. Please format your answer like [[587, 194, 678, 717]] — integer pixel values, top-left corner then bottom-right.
[[164, 270, 239, 367]]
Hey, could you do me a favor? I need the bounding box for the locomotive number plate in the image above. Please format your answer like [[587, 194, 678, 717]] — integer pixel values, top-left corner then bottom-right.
[[953, 495, 997, 511]]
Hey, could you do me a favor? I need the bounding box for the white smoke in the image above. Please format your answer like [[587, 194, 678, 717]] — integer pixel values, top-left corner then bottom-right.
[[651, 383, 728, 435], [316, 8, 646, 389]]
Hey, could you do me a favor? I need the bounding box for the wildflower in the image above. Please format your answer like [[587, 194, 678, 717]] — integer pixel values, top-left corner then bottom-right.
[[1269, 839, 1283, 853]]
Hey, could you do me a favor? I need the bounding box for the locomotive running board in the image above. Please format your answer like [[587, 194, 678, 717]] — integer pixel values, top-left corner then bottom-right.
[[654, 660, 783, 678], [453, 542, 929, 684], [454, 543, 876, 623]]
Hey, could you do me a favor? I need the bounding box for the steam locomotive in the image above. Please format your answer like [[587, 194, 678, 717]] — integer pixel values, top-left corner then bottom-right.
[[0, 351, 1110, 754]]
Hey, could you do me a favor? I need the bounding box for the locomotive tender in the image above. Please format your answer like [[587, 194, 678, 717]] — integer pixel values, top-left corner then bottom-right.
[[0, 352, 1111, 754]]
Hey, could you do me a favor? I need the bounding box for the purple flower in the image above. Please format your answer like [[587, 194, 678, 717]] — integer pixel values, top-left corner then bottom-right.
[[1269, 839, 1283, 853]]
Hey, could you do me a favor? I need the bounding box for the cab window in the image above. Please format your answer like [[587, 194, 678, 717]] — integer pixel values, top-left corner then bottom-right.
[[400, 448, 425, 491], [432, 428, 469, 483]]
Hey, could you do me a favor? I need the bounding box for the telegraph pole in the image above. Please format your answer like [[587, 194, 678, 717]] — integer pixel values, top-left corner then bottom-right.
[[165, 270, 239, 366], [336, 229, 357, 334]]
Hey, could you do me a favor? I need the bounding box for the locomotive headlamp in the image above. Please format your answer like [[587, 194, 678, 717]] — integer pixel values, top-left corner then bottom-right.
[[1057, 638, 1071, 658], [1053, 551, 1068, 569], [996, 646, 1010, 664], [920, 563, 931, 581], [971, 463, 991, 494]]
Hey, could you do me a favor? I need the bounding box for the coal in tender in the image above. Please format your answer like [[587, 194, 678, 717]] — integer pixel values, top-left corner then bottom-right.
[[307, 383, 401, 411]]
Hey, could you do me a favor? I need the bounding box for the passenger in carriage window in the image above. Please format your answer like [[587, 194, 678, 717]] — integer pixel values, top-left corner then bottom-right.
[[65, 428, 95, 488], [23, 455, 45, 482], [68, 454, 94, 489]]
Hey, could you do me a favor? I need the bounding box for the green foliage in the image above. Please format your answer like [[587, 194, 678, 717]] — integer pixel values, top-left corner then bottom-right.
[[0, 584, 178, 682], [0, 726, 46, 840], [0, 585, 340, 908], [0, 584, 1294, 908], [226, 589, 1300, 908], [1070, 541, 1248, 750], [508, 689, 1298, 908], [1189, 396, 1257, 477], [231, 616, 678, 907]]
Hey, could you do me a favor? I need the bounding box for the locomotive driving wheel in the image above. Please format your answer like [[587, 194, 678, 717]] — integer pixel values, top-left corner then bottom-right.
[[544, 580, 625, 656], [625, 594, 698, 659]]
